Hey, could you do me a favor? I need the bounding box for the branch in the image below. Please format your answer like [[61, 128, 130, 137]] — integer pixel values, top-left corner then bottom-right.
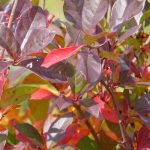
[[101, 81, 133, 150], [73, 103, 101, 147], [8, 0, 19, 29], [107, 0, 112, 23]]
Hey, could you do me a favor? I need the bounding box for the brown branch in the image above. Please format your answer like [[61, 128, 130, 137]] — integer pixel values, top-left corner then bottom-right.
[[101, 81, 133, 150], [73, 104, 101, 147]]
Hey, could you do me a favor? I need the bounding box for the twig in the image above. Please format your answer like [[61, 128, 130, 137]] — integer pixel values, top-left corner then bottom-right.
[[42, 0, 46, 9], [73, 104, 101, 147], [144, 35, 150, 45], [107, 0, 112, 23], [8, 0, 19, 28], [101, 81, 133, 150]]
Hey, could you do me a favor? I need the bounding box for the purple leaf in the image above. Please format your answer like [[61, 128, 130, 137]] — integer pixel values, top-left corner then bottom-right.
[[55, 97, 72, 111], [82, 0, 108, 33], [0, 60, 10, 73], [0, 24, 21, 58], [118, 25, 140, 43], [15, 6, 49, 55], [21, 28, 55, 56], [110, 0, 146, 31], [135, 93, 150, 125], [44, 113, 74, 147], [18, 57, 75, 83], [0, 0, 32, 24], [76, 51, 102, 83], [63, 0, 84, 29]]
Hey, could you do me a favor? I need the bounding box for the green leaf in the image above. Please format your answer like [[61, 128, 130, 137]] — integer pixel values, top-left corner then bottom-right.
[[15, 123, 43, 146], [100, 50, 119, 62], [77, 137, 101, 150]]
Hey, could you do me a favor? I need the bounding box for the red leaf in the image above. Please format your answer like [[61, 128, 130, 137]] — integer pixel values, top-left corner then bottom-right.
[[137, 126, 150, 150], [30, 88, 53, 100], [41, 45, 83, 68], [93, 96, 118, 123]]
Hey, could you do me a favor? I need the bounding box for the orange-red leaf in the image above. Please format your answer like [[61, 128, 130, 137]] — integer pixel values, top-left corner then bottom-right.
[[41, 45, 83, 68]]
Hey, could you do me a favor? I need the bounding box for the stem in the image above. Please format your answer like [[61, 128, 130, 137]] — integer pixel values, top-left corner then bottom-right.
[[144, 35, 150, 45], [8, 0, 19, 29], [42, 0, 45, 9], [74, 104, 101, 146], [101, 81, 133, 150], [107, 0, 112, 23]]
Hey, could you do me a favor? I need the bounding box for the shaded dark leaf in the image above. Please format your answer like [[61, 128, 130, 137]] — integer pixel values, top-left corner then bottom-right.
[[18, 57, 75, 83], [135, 93, 150, 125], [82, 0, 108, 33], [15, 123, 43, 146], [77, 137, 101, 150], [0, 24, 21, 58], [137, 126, 150, 150]]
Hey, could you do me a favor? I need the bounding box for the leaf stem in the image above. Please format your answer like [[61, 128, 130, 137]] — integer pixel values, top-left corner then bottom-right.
[[101, 81, 133, 150], [8, 0, 19, 28], [42, 0, 45, 9]]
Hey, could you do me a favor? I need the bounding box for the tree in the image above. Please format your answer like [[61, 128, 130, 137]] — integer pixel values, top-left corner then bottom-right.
[[0, 0, 149, 149]]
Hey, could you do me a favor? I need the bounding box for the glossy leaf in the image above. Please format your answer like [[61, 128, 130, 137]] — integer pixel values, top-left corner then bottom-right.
[[42, 45, 83, 68], [82, 0, 108, 33], [18, 57, 75, 83]]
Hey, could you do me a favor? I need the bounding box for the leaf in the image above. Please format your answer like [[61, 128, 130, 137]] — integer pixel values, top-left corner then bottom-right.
[[44, 113, 74, 147], [41, 45, 83, 68], [110, 0, 146, 31], [0, 60, 9, 73], [15, 123, 43, 146], [55, 97, 72, 111], [77, 137, 101, 150], [100, 50, 119, 62], [15, 6, 49, 56], [82, 0, 108, 33], [76, 51, 102, 84], [0, 0, 32, 23], [63, 0, 84, 29], [137, 126, 150, 149], [118, 25, 140, 43], [20, 28, 55, 56], [18, 57, 75, 83], [0, 24, 21, 58], [0, 130, 8, 150], [30, 88, 53, 100], [135, 93, 150, 125], [29, 100, 50, 121]]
